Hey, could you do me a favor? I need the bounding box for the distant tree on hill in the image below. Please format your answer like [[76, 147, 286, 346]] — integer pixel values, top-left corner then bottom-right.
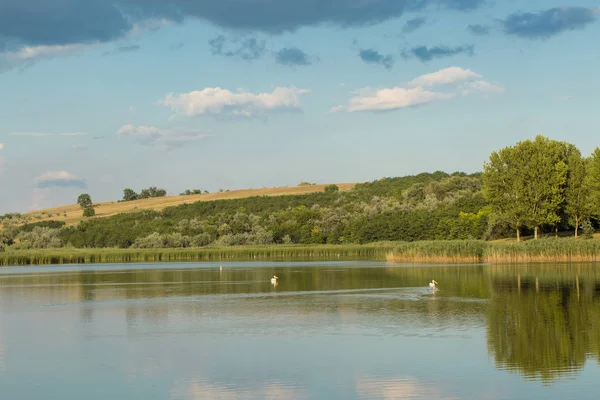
[[77, 193, 95, 217], [324, 184, 339, 194], [122, 188, 139, 202], [121, 187, 167, 201], [180, 189, 203, 196], [299, 182, 316, 186], [77, 194, 92, 209], [139, 186, 167, 199]]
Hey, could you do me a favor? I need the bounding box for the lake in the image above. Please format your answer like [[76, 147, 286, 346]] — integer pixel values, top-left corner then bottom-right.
[[0, 261, 599, 399]]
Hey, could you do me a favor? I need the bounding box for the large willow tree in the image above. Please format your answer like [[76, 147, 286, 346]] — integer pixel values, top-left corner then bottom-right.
[[483, 136, 568, 240]]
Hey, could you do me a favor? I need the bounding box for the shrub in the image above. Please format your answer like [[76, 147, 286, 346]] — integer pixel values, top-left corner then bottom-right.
[[324, 184, 339, 194]]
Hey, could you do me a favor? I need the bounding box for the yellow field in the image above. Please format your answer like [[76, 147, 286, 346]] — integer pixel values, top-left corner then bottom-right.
[[24, 183, 356, 226]]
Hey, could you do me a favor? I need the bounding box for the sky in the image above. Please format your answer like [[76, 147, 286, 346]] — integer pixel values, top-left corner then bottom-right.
[[1, 1, 599, 213]]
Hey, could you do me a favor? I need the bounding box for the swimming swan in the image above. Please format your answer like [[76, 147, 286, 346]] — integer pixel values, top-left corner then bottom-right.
[[271, 275, 279, 284], [429, 280, 438, 289]]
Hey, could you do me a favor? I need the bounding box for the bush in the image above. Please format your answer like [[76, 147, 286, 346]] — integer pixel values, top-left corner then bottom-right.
[[324, 184, 339, 194], [83, 207, 95, 217]]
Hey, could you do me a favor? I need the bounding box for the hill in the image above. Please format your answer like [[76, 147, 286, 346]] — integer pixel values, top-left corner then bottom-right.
[[24, 183, 356, 226]]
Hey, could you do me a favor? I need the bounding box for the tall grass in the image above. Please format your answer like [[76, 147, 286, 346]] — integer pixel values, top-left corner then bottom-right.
[[387, 238, 600, 264], [0, 244, 393, 266], [386, 240, 487, 263]]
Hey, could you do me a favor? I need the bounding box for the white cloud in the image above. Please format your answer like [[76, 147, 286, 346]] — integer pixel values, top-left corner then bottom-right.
[[163, 86, 310, 118], [331, 86, 453, 113], [9, 132, 52, 137], [0, 44, 89, 73], [8, 132, 87, 137], [333, 67, 503, 113], [407, 67, 481, 87], [461, 80, 505, 95], [6, 44, 85, 61], [34, 171, 86, 189], [117, 124, 212, 148]]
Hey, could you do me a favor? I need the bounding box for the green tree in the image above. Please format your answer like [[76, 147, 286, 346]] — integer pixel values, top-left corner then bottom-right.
[[83, 207, 95, 217], [483, 145, 529, 241], [483, 136, 567, 240], [324, 184, 339, 194], [588, 147, 600, 216], [122, 188, 139, 202], [77, 193, 92, 209], [564, 147, 592, 237]]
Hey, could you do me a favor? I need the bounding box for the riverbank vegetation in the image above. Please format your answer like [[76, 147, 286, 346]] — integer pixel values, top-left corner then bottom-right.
[[387, 238, 600, 263], [1, 135, 600, 264], [0, 244, 394, 266]]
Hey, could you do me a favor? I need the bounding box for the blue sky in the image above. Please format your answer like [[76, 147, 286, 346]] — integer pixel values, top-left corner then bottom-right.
[[1, 1, 599, 213]]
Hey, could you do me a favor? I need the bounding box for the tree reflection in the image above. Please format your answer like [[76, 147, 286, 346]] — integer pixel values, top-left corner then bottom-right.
[[487, 268, 600, 383]]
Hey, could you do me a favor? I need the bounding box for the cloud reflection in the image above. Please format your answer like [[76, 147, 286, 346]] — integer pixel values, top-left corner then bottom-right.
[[356, 376, 453, 399], [171, 379, 307, 400]]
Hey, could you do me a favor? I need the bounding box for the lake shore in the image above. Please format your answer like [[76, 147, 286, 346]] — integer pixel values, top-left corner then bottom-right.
[[386, 239, 600, 264], [3, 239, 600, 266], [0, 244, 394, 266]]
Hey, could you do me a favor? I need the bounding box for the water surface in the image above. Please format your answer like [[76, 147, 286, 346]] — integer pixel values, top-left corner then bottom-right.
[[1, 261, 599, 399]]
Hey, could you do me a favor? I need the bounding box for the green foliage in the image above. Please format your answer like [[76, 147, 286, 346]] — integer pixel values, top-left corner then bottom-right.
[[580, 220, 595, 239], [389, 238, 600, 263], [122, 186, 167, 201], [19, 220, 66, 233], [588, 148, 600, 215], [77, 193, 92, 209], [484, 136, 577, 240], [324, 184, 339, 194], [83, 207, 95, 217], [140, 186, 167, 199], [16, 227, 63, 249], [52, 172, 485, 249], [122, 188, 139, 201], [180, 189, 203, 196], [298, 182, 316, 186], [564, 146, 592, 237], [0, 244, 393, 266]]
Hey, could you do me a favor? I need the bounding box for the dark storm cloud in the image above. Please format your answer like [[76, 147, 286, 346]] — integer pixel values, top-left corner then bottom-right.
[[403, 44, 475, 62], [358, 49, 394, 69], [0, 0, 488, 50], [503, 7, 598, 39]]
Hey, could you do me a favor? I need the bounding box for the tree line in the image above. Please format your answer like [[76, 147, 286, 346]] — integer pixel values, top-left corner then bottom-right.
[[484, 135, 600, 241], [1, 135, 599, 251]]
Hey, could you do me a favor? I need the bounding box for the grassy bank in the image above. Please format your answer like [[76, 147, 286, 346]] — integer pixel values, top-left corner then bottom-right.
[[0, 244, 393, 266], [18, 183, 355, 226], [387, 239, 600, 264]]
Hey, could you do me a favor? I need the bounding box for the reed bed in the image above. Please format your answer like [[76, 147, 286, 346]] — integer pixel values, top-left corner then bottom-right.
[[386, 240, 487, 263], [387, 238, 600, 264], [0, 244, 393, 266]]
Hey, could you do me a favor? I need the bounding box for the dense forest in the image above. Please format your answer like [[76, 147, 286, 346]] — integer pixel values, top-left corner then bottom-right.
[[1, 136, 599, 251]]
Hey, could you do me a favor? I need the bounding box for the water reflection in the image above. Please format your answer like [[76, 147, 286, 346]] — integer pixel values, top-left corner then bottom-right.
[[356, 376, 449, 400], [0, 262, 599, 399], [170, 379, 307, 400], [487, 265, 600, 383]]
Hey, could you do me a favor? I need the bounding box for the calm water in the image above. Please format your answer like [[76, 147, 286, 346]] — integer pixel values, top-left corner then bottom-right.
[[1, 261, 599, 399]]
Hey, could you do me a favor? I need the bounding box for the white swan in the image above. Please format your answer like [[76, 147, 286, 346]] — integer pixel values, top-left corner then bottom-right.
[[271, 275, 279, 284], [429, 280, 438, 289]]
